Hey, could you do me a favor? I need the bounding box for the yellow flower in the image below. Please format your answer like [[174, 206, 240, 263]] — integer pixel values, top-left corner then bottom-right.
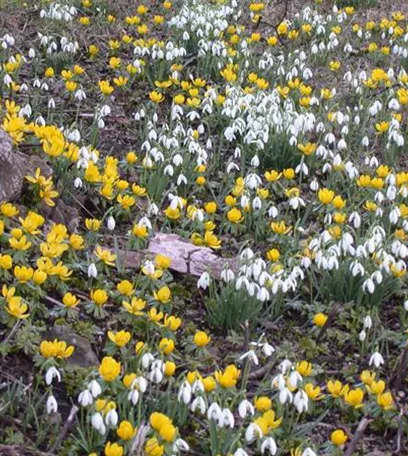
[[215, 365, 240, 388], [313, 312, 328, 327], [99, 80, 114, 96], [33, 269, 47, 285], [164, 361, 176, 376], [20, 211, 45, 235], [145, 438, 164, 456], [296, 361, 312, 376], [304, 383, 324, 400], [14, 265, 34, 283], [165, 206, 181, 220], [40, 339, 74, 358], [44, 67, 55, 78], [159, 338, 175, 354], [204, 231, 222, 249], [163, 315, 182, 331], [327, 380, 349, 398], [194, 331, 210, 347], [108, 330, 131, 348], [298, 142, 317, 156], [10, 233, 29, 251], [91, 289, 108, 306], [227, 208, 244, 224], [202, 201, 217, 215], [95, 246, 116, 266], [132, 223, 149, 238], [62, 293, 80, 308], [117, 421, 136, 440], [148, 308, 164, 323], [375, 121, 389, 134], [318, 188, 335, 205], [153, 286, 171, 303], [202, 375, 216, 392], [254, 396, 272, 412], [266, 248, 280, 262], [277, 21, 288, 35], [329, 60, 341, 71], [0, 254, 13, 270], [99, 357, 121, 382], [104, 442, 123, 456], [117, 280, 134, 296], [344, 388, 364, 408], [377, 391, 393, 410], [155, 254, 171, 270], [149, 91, 165, 103], [5, 297, 30, 319], [366, 380, 386, 395], [85, 218, 101, 231], [123, 297, 146, 315], [331, 429, 348, 446], [271, 221, 291, 235], [1, 202, 19, 217], [159, 423, 177, 442]]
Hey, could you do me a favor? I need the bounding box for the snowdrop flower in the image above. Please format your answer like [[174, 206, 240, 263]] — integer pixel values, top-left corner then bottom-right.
[[105, 408, 118, 426], [87, 263, 97, 278], [197, 272, 210, 289], [238, 400, 255, 418], [45, 367, 61, 385], [106, 216, 115, 231], [191, 397, 206, 414], [78, 389, 93, 406], [359, 330, 366, 342], [128, 389, 140, 405], [239, 350, 259, 365], [234, 450, 248, 456], [245, 423, 262, 441], [369, 351, 384, 368], [302, 449, 317, 456], [46, 395, 58, 414], [363, 316, 372, 329], [261, 437, 278, 455], [178, 381, 192, 404], [91, 412, 104, 431]]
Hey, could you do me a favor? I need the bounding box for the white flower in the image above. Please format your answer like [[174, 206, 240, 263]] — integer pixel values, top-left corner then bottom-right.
[[45, 367, 61, 385], [172, 438, 190, 452], [191, 397, 206, 414], [106, 216, 116, 231], [78, 389, 93, 406], [238, 399, 255, 418], [245, 423, 262, 441], [128, 389, 140, 405], [369, 351, 384, 368], [91, 412, 104, 430], [87, 263, 97, 278], [46, 395, 58, 414], [197, 272, 210, 289], [302, 449, 317, 456], [261, 437, 278, 455], [178, 381, 192, 404], [363, 315, 372, 329], [207, 402, 222, 421], [105, 409, 118, 426], [359, 330, 366, 342], [234, 449, 249, 456]]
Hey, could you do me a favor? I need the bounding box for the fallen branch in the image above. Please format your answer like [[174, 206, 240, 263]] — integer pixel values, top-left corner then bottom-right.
[[344, 416, 372, 456], [49, 405, 79, 453]]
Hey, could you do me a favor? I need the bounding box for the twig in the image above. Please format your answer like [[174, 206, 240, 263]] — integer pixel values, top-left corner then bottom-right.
[[129, 422, 150, 455], [395, 408, 404, 453], [316, 302, 341, 342], [390, 342, 408, 391], [344, 416, 372, 456], [49, 405, 79, 453]]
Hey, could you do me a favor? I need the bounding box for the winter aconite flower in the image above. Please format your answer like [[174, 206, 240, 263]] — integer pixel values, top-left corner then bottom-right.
[[99, 357, 121, 382], [331, 429, 348, 446]]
